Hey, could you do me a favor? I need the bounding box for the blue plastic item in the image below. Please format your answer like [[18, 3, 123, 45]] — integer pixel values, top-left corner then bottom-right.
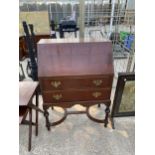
[[124, 34, 134, 50]]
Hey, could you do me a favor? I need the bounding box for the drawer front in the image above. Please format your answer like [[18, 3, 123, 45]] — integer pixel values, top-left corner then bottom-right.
[[42, 88, 111, 103], [40, 76, 113, 90]]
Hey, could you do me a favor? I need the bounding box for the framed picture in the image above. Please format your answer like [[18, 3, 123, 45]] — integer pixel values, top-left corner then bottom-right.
[[111, 73, 135, 118]]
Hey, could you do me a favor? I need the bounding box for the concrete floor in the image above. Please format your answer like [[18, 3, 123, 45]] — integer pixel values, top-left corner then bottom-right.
[[19, 100, 135, 155]]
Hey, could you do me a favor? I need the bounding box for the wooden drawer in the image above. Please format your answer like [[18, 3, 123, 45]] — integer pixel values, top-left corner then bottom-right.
[[40, 76, 113, 90], [42, 88, 111, 103]]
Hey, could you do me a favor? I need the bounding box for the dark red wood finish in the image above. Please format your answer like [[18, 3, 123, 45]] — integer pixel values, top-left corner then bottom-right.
[[40, 76, 113, 90], [38, 38, 113, 77], [37, 38, 114, 129], [42, 88, 111, 103], [19, 34, 51, 59]]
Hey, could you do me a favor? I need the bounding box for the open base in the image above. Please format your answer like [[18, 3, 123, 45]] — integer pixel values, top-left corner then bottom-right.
[[43, 103, 111, 130], [49, 108, 67, 126], [86, 106, 106, 123]]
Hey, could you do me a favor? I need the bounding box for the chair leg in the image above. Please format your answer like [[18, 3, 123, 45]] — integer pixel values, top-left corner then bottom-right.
[[98, 104, 101, 108], [28, 108, 32, 151], [35, 91, 38, 136]]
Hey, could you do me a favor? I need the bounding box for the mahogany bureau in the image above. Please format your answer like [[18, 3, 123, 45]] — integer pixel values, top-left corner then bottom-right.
[[37, 38, 114, 130]]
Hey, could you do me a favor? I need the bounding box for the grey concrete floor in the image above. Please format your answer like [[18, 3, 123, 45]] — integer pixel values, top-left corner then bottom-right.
[[19, 95, 135, 155]]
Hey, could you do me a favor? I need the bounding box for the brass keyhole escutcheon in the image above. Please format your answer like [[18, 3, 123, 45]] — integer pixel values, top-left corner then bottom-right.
[[93, 80, 103, 86], [51, 81, 61, 88], [92, 92, 102, 98], [52, 94, 62, 100]]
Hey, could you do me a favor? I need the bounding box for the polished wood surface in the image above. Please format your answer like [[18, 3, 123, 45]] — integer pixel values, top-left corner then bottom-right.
[[38, 38, 114, 129], [38, 39, 113, 77], [43, 99, 110, 108], [43, 88, 111, 103], [19, 81, 38, 106], [40, 76, 113, 90], [38, 38, 109, 44], [38, 39, 114, 107], [19, 34, 51, 59]]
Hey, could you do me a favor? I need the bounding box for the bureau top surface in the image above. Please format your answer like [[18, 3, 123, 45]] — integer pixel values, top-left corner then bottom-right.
[[38, 39, 114, 77]]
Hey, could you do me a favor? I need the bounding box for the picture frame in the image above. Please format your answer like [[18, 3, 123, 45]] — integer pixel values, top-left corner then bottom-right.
[[111, 72, 135, 128]]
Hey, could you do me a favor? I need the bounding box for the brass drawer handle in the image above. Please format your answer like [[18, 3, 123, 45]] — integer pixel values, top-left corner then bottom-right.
[[92, 92, 102, 98], [93, 80, 103, 86], [52, 94, 62, 100], [51, 81, 61, 88]]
